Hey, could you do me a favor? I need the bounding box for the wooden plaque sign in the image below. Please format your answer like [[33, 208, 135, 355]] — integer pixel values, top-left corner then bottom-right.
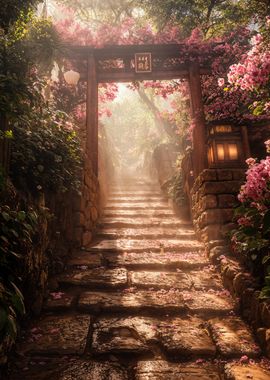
[[135, 53, 152, 73]]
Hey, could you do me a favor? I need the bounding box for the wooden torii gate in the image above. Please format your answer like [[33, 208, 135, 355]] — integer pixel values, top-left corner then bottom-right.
[[70, 44, 211, 178]]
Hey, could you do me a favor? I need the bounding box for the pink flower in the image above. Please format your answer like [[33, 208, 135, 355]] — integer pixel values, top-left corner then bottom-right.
[[246, 157, 256, 167], [264, 139, 270, 153], [237, 217, 252, 226], [218, 78, 225, 87], [239, 355, 249, 363]]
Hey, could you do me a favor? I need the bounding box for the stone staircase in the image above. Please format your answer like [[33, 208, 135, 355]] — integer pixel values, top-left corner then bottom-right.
[[8, 181, 270, 379]]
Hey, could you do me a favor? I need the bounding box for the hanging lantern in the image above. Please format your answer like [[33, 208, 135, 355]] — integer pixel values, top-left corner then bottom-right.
[[64, 70, 80, 86], [207, 124, 245, 168]]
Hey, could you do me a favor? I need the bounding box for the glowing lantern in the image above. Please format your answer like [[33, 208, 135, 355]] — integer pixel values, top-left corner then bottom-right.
[[64, 70, 80, 86], [207, 124, 245, 168]]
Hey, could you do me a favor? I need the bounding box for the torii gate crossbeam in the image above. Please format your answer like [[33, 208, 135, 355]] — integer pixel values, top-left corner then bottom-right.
[[68, 44, 211, 178]]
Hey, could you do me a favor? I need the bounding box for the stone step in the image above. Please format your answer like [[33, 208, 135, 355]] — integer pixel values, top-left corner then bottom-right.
[[136, 361, 221, 380], [110, 186, 160, 193], [10, 360, 129, 380], [111, 182, 159, 189], [108, 196, 166, 203], [105, 202, 169, 210], [130, 268, 223, 291], [99, 217, 192, 229], [102, 251, 209, 270], [87, 239, 203, 253], [207, 317, 261, 358], [18, 315, 91, 355], [57, 267, 128, 289], [224, 363, 270, 380], [91, 316, 216, 357], [103, 209, 175, 218], [97, 227, 196, 240], [66, 251, 208, 271], [78, 289, 235, 317], [110, 191, 162, 197]]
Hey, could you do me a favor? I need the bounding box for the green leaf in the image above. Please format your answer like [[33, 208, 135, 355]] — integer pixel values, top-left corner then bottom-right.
[[0, 308, 8, 332], [1, 212, 10, 221], [262, 256, 270, 265], [263, 210, 270, 234], [6, 315, 17, 339], [17, 211, 26, 222]]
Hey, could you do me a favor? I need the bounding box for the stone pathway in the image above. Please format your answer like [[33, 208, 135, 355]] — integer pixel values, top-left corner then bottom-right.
[[8, 182, 270, 379]]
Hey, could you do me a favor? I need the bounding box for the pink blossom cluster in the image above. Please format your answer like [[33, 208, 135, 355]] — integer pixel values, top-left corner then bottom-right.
[[228, 36, 270, 92], [238, 156, 270, 203]]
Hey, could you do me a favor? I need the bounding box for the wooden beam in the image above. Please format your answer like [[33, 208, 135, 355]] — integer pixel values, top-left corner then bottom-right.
[[78, 67, 211, 83], [98, 70, 189, 83], [67, 42, 221, 60], [188, 63, 208, 177], [86, 54, 99, 176]]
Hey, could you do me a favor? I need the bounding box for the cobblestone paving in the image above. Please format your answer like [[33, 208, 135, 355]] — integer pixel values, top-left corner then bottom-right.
[[8, 182, 270, 379]]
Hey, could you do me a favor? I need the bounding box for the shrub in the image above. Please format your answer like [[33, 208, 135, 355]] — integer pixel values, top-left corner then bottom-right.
[[231, 141, 270, 298], [0, 206, 38, 342], [10, 108, 82, 196]]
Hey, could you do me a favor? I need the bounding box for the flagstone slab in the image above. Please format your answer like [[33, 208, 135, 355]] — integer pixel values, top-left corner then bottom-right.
[[92, 316, 217, 357], [130, 271, 191, 290], [224, 363, 270, 380], [104, 210, 175, 218], [158, 318, 216, 357], [135, 360, 222, 380], [108, 196, 165, 203], [98, 227, 196, 240], [88, 239, 203, 253], [103, 251, 208, 269], [20, 315, 91, 355], [130, 269, 222, 290], [189, 269, 223, 290], [58, 360, 128, 380], [208, 317, 261, 358], [105, 202, 169, 210], [10, 359, 128, 380], [91, 317, 157, 355], [100, 217, 191, 228], [183, 290, 235, 316], [58, 268, 127, 289], [78, 290, 187, 313], [67, 252, 102, 268], [44, 291, 76, 311]]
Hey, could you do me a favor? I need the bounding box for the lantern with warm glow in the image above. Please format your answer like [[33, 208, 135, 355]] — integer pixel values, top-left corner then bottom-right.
[[207, 124, 245, 168], [64, 70, 80, 86]]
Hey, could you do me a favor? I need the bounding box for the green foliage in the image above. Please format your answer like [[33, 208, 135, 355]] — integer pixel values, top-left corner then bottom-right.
[[0, 205, 38, 341], [138, 0, 245, 37], [0, 14, 63, 119], [56, 0, 139, 27], [230, 144, 270, 298], [0, 0, 40, 30], [10, 108, 82, 195], [163, 169, 188, 207]]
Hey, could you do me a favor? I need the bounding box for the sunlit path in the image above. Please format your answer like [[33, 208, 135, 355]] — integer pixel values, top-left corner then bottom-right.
[[8, 180, 270, 380]]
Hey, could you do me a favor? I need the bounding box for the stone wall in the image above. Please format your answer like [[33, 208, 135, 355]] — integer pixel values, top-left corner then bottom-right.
[[191, 167, 270, 357], [204, 241, 270, 358], [191, 168, 246, 243], [72, 153, 100, 248]]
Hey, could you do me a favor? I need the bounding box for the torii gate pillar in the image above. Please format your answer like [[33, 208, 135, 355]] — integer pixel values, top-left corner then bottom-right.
[[189, 63, 208, 177], [86, 54, 99, 176]]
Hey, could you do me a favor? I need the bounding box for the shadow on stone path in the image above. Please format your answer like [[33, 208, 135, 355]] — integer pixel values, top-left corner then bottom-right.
[[7, 181, 270, 379]]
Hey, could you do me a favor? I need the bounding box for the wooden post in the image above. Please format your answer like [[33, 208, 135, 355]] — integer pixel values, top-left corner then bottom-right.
[[86, 54, 99, 176], [188, 63, 208, 177], [240, 125, 251, 159]]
